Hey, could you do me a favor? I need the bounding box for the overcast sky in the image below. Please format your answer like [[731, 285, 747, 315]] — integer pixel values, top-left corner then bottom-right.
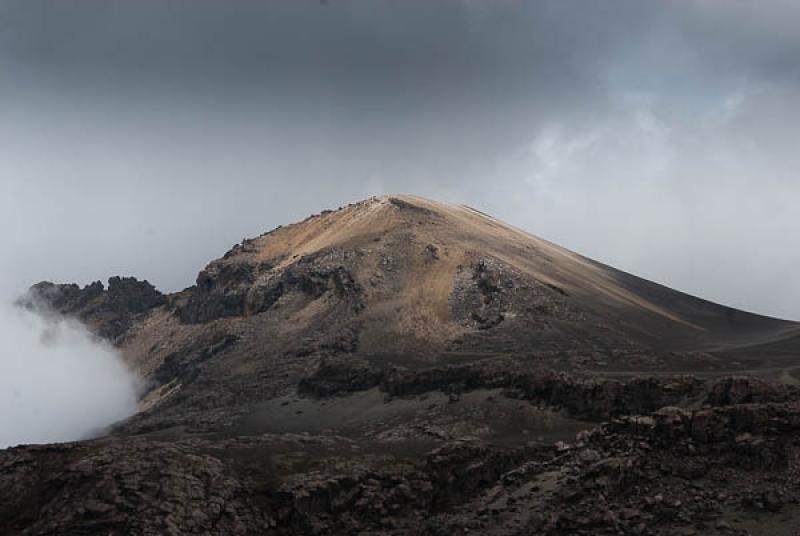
[[2, 0, 800, 319]]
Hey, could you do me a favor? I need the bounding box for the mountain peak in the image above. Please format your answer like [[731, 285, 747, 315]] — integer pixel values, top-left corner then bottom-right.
[[26, 195, 800, 435], [241, 194, 487, 260]]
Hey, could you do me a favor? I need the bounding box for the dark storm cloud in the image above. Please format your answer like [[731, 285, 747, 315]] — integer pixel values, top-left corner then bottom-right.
[[0, 1, 615, 95]]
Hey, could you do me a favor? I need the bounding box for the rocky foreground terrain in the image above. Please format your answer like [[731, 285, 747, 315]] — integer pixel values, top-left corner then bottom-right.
[[4, 195, 800, 535]]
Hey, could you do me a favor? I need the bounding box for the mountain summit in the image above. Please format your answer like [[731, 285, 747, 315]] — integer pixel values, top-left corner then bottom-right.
[[170, 193, 794, 350], [6, 195, 800, 535], [29, 194, 799, 432]]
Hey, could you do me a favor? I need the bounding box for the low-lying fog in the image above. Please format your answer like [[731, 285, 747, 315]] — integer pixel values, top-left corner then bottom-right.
[[0, 294, 139, 449]]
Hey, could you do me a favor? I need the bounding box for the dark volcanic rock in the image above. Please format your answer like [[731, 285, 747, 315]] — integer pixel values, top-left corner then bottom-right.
[[21, 277, 166, 342], [8, 400, 797, 536], [174, 250, 363, 324], [0, 440, 270, 535], [707, 376, 795, 405], [297, 359, 384, 397], [300, 358, 707, 421]]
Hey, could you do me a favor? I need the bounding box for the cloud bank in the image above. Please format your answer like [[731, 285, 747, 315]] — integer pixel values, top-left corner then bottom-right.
[[0, 296, 139, 448]]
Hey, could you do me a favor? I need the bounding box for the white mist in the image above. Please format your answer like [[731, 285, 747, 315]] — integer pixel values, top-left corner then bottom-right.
[[0, 302, 139, 448]]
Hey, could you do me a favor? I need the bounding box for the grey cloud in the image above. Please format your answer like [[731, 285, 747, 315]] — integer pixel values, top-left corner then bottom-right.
[[0, 305, 139, 448]]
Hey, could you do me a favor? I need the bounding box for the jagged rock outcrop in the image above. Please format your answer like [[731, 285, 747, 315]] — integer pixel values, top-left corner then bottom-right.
[[706, 376, 796, 405], [6, 402, 798, 536], [172, 250, 363, 324], [21, 276, 165, 342], [299, 357, 709, 421], [0, 440, 271, 535]]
